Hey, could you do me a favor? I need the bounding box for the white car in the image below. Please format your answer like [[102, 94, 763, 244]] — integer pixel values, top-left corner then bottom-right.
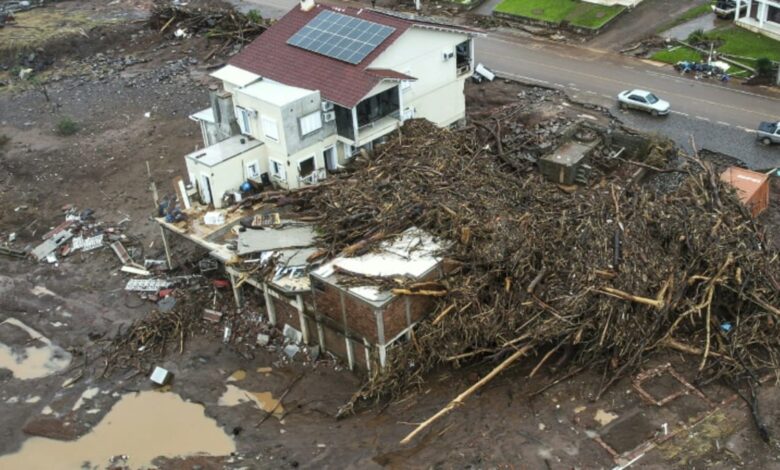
[[617, 89, 671, 116]]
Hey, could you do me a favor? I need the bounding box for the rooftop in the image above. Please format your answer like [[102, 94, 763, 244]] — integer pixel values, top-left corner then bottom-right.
[[228, 5, 476, 108], [184, 135, 263, 168], [238, 79, 316, 107], [313, 227, 445, 305]]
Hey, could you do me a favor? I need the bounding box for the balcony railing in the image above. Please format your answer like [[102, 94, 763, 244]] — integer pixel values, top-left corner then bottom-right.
[[298, 168, 327, 186]]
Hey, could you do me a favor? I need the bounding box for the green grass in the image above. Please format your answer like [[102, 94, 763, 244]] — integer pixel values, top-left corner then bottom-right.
[[652, 25, 780, 76], [656, 2, 714, 33], [651, 46, 702, 64], [705, 26, 780, 62], [495, 0, 625, 29]]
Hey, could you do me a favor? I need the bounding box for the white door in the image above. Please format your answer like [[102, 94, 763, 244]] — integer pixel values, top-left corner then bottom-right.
[[200, 174, 212, 204]]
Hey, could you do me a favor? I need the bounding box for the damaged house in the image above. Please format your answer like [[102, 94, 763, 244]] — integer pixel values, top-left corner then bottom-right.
[[185, 0, 480, 208]]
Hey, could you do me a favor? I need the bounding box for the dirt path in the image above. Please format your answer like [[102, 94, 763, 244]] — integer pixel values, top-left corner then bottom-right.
[[587, 0, 709, 51]]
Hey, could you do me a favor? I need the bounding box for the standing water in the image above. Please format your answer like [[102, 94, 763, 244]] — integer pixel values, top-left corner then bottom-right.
[[0, 391, 236, 469]]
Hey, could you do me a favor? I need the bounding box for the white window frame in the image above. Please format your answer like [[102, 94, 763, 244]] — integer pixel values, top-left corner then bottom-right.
[[270, 159, 286, 180], [261, 115, 279, 142], [235, 106, 252, 135], [299, 111, 323, 137], [245, 160, 260, 179]]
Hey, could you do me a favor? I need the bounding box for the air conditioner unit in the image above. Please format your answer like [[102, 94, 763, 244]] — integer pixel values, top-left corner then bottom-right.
[[442, 50, 454, 61], [323, 111, 335, 122], [321, 101, 334, 112]]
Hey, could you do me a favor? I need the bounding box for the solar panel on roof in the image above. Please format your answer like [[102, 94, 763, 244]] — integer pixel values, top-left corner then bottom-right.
[[287, 10, 396, 65]]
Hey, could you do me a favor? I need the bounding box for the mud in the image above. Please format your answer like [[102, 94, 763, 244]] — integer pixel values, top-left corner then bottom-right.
[[0, 2, 779, 468], [0, 318, 71, 380], [219, 385, 285, 419], [0, 391, 236, 469]]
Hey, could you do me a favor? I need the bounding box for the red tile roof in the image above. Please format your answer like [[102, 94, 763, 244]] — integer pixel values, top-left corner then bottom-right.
[[229, 5, 468, 108], [366, 68, 417, 81]]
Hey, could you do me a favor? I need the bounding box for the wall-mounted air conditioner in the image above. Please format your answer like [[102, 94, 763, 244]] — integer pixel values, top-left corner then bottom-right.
[[323, 111, 335, 122], [321, 101, 334, 112]]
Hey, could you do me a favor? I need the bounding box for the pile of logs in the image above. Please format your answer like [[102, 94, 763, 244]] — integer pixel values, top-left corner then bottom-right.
[[150, 1, 268, 45], [289, 119, 779, 438]]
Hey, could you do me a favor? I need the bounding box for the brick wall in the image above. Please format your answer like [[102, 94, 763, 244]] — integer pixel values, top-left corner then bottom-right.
[[312, 276, 378, 343]]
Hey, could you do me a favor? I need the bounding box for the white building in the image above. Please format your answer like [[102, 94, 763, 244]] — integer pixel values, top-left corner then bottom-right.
[[734, 0, 780, 40], [185, 2, 480, 208]]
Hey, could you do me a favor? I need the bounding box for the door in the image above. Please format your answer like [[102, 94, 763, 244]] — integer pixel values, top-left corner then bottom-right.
[[200, 174, 212, 204], [628, 94, 647, 111], [323, 146, 336, 171]]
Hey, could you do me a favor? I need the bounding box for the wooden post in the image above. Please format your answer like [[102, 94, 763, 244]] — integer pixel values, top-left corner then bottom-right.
[[400, 344, 534, 444], [159, 225, 173, 270]]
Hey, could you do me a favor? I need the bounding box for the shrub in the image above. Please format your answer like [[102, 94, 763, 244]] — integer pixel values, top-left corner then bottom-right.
[[687, 28, 706, 44], [0, 134, 9, 147], [56, 117, 79, 136], [755, 57, 773, 78], [246, 9, 262, 23]]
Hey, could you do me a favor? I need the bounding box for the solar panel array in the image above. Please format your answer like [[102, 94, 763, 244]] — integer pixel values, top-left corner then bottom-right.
[[287, 10, 396, 65]]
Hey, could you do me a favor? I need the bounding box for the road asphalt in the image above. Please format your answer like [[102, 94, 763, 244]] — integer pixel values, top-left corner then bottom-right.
[[476, 32, 779, 168], [229, 0, 779, 167]]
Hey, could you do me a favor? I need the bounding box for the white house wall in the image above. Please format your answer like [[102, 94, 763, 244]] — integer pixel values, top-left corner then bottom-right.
[[369, 28, 470, 127], [186, 144, 268, 209], [230, 87, 289, 157]]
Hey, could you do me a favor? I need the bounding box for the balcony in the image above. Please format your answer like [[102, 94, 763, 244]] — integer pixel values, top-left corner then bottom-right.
[[356, 113, 401, 145]]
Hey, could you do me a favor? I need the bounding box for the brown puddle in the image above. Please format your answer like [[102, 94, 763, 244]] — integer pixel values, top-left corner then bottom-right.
[[218, 384, 284, 418], [228, 369, 247, 382], [0, 318, 71, 380], [0, 391, 236, 469]]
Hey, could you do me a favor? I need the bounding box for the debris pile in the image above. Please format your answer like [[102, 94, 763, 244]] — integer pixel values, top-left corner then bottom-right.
[[21, 206, 135, 265], [290, 119, 779, 412], [150, 1, 269, 45]]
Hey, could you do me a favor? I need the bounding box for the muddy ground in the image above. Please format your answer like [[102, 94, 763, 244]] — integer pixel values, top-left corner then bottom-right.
[[2, 2, 780, 469]]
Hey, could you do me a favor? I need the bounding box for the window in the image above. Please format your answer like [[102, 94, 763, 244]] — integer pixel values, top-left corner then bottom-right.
[[261, 115, 279, 141], [270, 159, 286, 180], [299, 112, 322, 136], [298, 156, 315, 178], [236, 107, 252, 135], [629, 95, 646, 103], [246, 160, 260, 179]]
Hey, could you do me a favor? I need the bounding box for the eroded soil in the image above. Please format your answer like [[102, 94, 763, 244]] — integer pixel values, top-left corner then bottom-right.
[[1, 2, 780, 469]]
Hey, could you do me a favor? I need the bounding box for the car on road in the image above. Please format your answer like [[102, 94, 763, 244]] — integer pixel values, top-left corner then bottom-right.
[[757, 121, 780, 146], [617, 89, 671, 116]]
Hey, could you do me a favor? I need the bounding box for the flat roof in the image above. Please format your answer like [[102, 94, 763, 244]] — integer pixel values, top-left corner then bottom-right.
[[210, 64, 261, 87], [313, 227, 444, 305], [239, 79, 315, 107], [185, 135, 263, 168], [189, 107, 215, 124], [542, 140, 596, 167], [237, 223, 317, 256]]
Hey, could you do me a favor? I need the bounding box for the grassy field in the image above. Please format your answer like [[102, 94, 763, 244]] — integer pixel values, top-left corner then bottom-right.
[[651, 25, 780, 73], [495, 0, 625, 29], [709, 26, 780, 62], [656, 2, 714, 33], [651, 46, 702, 64]]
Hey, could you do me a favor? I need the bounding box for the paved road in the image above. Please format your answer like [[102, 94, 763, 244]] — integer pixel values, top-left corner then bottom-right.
[[477, 32, 780, 168], [228, 0, 779, 167]]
